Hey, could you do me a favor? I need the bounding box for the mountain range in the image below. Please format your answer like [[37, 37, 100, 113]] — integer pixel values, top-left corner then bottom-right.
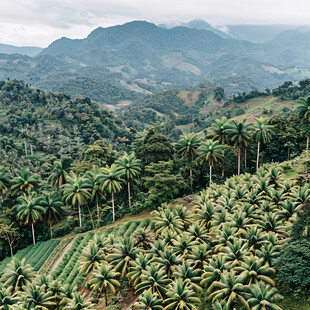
[[0, 20, 310, 106]]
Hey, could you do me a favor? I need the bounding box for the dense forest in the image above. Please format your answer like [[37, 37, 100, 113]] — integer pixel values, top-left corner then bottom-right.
[[0, 78, 310, 309]]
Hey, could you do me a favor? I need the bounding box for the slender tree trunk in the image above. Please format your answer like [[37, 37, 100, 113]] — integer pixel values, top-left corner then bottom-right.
[[8, 240, 13, 257], [30, 144, 33, 156], [112, 192, 115, 222], [287, 146, 290, 161], [49, 215, 53, 239], [238, 148, 241, 176], [24, 140, 27, 156], [307, 136, 309, 153], [78, 203, 82, 227], [189, 167, 193, 191], [31, 223, 36, 245], [128, 182, 131, 209], [105, 289, 108, 306], [97, 202, 100, 227], [256, 141, 260, 171], [244, 148, 247, 167], [222, 149, 225, 177], [209, 165, 212, 185]]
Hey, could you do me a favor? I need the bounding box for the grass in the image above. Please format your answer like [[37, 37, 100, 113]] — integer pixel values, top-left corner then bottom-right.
[[279, 294, 310, 309]]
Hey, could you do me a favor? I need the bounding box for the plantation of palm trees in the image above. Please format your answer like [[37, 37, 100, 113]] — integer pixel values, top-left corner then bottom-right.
[[1, 80, 310, 309]]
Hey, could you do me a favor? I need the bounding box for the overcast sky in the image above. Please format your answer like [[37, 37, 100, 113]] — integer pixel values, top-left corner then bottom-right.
[[1, 0, 310, 47]]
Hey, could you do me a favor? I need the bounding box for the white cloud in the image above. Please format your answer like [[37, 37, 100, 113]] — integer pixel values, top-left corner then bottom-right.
[[0, 0, 310, 46]]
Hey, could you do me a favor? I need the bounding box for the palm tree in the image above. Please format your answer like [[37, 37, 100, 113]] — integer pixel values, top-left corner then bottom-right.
[[63, 292, 95, 310], [163, 278, 201, 310], [22, 283, 55, 309], [2, 258, 35, 293], [79, 241, 105, 276], [14, 194, 44, 244], [62, 173, 91, 228], [39, 193, 64, 238], [48, 156, 71, 190], [247, 282, 283, 310], [88, 263, 121, 305], [106, 237, 138, 278], [207, 271, 250, 310], [127, 252, 150, 287], [226, 119, 252, 175], [0, 284, 19, 309], [198, 140, 224, 184], [135, 265, 171, 298], [85, 169, 105, 226], [297, 96, 310, 152], [209, 117, 230, 176], [11, 169, 39, 197], [177, 132, 201, 190], [100, 164, 123, 222], [135, 289, 163, 310], [253, 117, 274, 170], [115, 152, 141, 208]]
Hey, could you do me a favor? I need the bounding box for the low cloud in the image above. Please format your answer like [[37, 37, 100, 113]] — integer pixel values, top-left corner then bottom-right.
[[1, 0, 310, 46]]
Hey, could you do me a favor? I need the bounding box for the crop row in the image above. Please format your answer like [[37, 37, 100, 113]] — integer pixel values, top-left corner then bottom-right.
[[49, 219, 151, 290], [0, 239, 60, 274]]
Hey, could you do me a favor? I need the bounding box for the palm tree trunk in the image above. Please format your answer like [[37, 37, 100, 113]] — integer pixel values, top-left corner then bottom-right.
[[287, 146, 290, 161], [209, 165, 212, 185], [128, 182, 131, 209], [105, 289, 108, 306], [24, 140, 27, 156], [238, 147, 241, 176], [307, 136, 309, 153], [49, 215, 53, 239], [256, 141, 260, 171], [78, 203, 82, 227], [30, 144, 33, 156], [222, 149, 225, 177], [244, 148, 247, 167], [31, 223, 36, 245], [97, 202, 100, 227], [189, 167, 193, 191], [112, 192, 115, 222]]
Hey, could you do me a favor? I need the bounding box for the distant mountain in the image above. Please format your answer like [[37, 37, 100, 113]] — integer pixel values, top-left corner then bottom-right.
[[1, 20, 310, 103], [0, 43, 42, 56]]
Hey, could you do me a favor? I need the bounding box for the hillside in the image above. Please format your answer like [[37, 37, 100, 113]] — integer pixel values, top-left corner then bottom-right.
[[0, 79, 131, 165]]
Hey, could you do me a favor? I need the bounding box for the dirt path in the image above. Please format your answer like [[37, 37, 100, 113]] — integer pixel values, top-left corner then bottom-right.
[[48, 238, 75, 275]]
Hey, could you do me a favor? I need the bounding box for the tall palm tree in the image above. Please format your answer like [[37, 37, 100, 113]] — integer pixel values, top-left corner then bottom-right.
[[163, 278, 201, 310], [88, 263, 121, 305], [14, 194, 44, 244], [48, 156, 71, 190], [226, 120, 253, 175], [85, 169, 105, 226], [115, 152, 141, 208], [100, 164, 123, 222], [177, 132, 201, 190], [2, 258, 36, 293], [198, 140, 224, 184], [39, 193, 64, 238], [209, 117, 230, 176], [11, 169, 39, 197], [253, 117, 274, 170], [297, 96, 310, 152], [62, 173, 91, 228]]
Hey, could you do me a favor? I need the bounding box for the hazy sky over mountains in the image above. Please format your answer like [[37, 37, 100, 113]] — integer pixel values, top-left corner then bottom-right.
[[1, 0, 310, 47]]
